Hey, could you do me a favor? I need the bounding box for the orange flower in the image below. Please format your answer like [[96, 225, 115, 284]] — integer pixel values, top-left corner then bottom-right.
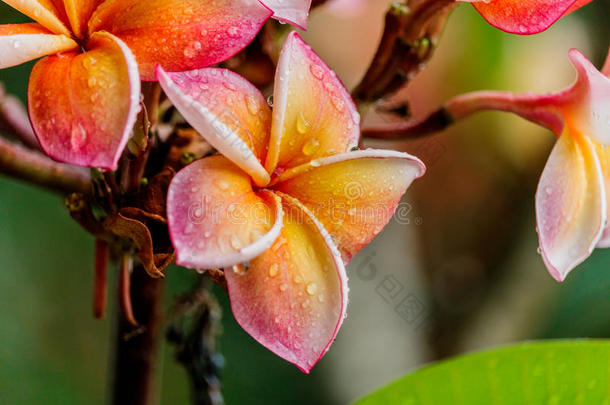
[[157, 32, 426, 372], [445, 47, 610, 281], [0, 0, 308, 169]]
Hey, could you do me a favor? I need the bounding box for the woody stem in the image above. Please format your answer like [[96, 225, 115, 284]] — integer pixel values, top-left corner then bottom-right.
[[362, 90, 561, 140], [0, 136, 91, 194], [111, 263, 165, 405]]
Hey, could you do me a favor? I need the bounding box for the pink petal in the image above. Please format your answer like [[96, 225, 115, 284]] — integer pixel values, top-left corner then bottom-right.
[[157, 66, 271, 186], [273, 149, 426, 262], [167, 155, 283, 269], [463, 0, 591, 34], [28, 32, 140, 170], [259, 0, 312, 29], [595, 143, 610, 248], [225, 192, 347, 373], [88, 0, 273, 80], [265, 31, 360, 174], [560, 49, 610, 145], [0, 23, 78, 69], [536, 129, 605, 281]]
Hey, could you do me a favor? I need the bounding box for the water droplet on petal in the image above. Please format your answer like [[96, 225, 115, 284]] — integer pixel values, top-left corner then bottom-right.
[[268, 263, 279, 277], [331, 96, 345, 112], [306, 282, 317, 296], [245, 94, 258, 115], [232, 263, 247, 275], [296, 111, 311, 135], [301, 138, 320, 156], [230, 234, 242, 250], [309, 64, 324, 79]]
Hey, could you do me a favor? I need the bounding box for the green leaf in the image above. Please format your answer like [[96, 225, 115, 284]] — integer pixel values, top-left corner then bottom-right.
[[354, 340, 610, 405]]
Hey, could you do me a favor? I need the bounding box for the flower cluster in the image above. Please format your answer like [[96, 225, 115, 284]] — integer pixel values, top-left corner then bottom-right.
[[0, 0, 605, 373]]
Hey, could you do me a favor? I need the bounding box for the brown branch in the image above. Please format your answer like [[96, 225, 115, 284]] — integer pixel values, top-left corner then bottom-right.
[[352, 0, 455, 103], [111, 263, 164, 405], [362, 108, 453, 139], [0, 84, 40, 150], [93, 239, 109, 319], [0, 136, 91, 195]]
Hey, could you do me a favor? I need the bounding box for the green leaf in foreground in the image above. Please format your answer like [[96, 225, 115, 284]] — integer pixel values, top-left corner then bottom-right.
[[354, 340, 610, 405]]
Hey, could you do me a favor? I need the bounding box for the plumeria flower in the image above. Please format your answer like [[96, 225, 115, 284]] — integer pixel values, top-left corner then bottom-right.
[[0, 0, 310, 170], [156, 32, 426, 372], [459, 0, 593, 34], [444, 47, 610, 281]]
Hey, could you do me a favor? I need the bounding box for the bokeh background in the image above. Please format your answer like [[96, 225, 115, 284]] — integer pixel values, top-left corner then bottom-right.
[[1, 0, 609, 404]]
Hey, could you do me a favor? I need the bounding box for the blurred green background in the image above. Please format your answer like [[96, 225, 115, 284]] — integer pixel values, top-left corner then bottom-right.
[[1, 1, 609, 404]]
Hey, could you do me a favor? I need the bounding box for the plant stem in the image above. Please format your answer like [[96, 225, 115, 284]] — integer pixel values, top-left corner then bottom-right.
[[0, 136, 91, 194], [352, 0, 454, 103], [362, 90, 563, 140], [111, 263, 164, 405], [0, 84, 40, 150]]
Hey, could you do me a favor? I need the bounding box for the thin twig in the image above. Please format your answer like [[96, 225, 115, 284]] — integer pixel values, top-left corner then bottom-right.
[[119, 254, 138, 327], [362, 89, 564, 140], [362, 108, 453, 139], [93, 239, 109, 319], [0, 136, 91, 194], [167, 277, 224, 405], [0, 84, 40, 150]]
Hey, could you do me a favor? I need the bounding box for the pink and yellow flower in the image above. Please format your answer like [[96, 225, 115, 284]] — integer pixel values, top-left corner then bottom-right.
[[459, 0, 594, 34], [445, 47, 610, 281], [0, 0, 311, 169], [156, 32, 426, 371]]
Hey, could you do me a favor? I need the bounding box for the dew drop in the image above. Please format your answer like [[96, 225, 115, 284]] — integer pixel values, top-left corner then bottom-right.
[[217, 180, 230, 190], [301, 138, 319, 156], [232, 263, 247, 275], [306, 282, 317, 296], [309, 64, 324, 79], [296, 112, 311, 135], [245, 94, 258, 115], [279, 283, 288, 292], [183, 47, 195, 58], [268, 263, 279, 277], [223, 81, 237, 91], [227, 26, 239, 37], [230, 234, 242, 250], [293, 274, 303, 284], [331, 96, 345, 112]]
